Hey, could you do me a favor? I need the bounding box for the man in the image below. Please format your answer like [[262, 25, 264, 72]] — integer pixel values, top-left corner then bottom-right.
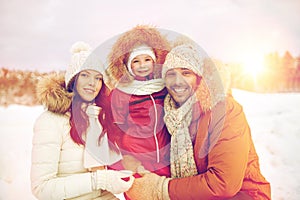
[[126, 43, 271, 200]]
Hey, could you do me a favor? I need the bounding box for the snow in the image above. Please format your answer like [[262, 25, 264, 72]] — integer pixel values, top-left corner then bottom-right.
[[0, 105, 43, 199], [233, 90, 300, 200], [0, 89, 300, 199]]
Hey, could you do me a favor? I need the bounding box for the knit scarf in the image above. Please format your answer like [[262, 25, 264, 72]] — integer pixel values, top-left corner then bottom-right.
[[116, 78, 165, 95], [164, 94, 198, 178]]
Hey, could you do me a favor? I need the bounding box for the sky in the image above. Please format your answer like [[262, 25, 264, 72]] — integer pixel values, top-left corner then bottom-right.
[[1, 89, 300, 199], [0, 0, 300, 72]]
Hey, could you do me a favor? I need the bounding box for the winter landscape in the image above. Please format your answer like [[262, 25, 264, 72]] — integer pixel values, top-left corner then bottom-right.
[[0, 89, 299, 199], [1, 0, 300, 199]]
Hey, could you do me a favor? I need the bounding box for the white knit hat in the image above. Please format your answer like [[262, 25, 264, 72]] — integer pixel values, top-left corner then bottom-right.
[[162, 43, 230, 111], [65, 41, 103, 90], [127, 44, 156, 76], [162, 44, 204, 78]]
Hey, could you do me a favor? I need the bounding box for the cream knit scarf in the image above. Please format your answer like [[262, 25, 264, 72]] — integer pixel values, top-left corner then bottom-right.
[[116, 78, 165, 95], [164, 94, 198, 178]]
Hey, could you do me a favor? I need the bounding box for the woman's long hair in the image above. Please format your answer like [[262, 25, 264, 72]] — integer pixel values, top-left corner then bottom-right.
[[68, 76, 116, 149]]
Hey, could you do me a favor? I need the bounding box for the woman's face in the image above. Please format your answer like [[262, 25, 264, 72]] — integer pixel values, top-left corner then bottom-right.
[[130, 54, 154, 77], [75, 69, 103, 102], [165, 68, 200, 107]]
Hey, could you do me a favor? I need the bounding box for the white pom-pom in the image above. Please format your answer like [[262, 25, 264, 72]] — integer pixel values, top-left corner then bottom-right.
[[70, 41, 91, 54]]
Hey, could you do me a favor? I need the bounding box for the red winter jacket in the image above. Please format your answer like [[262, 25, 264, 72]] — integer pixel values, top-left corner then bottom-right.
[[110, 87, 170, 177]]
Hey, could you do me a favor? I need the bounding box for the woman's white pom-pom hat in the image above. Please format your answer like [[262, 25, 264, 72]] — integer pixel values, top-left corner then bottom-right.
[[65, 41, 102, 90]]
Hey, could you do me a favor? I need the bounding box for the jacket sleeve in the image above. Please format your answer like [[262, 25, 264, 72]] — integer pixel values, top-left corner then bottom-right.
[[110, 89, 129, 125], [30, 111, 93, 200], [169, 97, 251, 199]]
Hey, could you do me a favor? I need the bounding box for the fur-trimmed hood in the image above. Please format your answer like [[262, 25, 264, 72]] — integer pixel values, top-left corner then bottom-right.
[[36, 72, 73, 114], [196, 58, 230, 113], [106, 25, 171, 88]]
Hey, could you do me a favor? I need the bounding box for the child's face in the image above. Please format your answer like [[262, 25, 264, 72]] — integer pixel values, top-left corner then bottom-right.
[[130, 54, 154, 77]]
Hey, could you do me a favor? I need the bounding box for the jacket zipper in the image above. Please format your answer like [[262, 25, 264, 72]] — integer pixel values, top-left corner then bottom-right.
[[150, 94, 160, 163]]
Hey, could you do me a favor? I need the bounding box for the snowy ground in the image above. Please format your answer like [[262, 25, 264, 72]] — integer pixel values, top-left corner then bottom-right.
[[0, 89, 300, 199]]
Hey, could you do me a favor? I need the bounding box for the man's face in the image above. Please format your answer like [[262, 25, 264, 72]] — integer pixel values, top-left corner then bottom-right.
[[165, 68, 200, 107]]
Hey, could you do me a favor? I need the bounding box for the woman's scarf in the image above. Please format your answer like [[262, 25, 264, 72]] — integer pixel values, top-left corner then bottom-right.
[[164, 94, 198, 178]]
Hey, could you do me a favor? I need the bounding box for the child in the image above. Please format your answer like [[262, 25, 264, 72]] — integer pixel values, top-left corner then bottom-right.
[[106, 25, 171, 178]]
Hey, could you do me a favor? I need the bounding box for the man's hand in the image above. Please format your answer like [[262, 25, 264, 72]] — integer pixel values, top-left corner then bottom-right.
[[126, 173, 170, 200]]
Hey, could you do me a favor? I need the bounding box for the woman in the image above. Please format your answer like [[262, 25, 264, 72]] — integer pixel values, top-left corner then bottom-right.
[[126, 42, 271, 200], [30, 42, 134, 200]]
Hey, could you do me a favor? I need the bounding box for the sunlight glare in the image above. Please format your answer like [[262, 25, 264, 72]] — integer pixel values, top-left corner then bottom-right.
[[241, 54, 264, 78]]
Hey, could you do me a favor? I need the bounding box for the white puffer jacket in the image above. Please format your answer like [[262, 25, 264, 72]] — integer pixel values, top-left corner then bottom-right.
[[30, 73, 118, 200]]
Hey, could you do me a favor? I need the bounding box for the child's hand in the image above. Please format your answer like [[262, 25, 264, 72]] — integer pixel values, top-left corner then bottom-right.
[[122, 155, 147, 173]]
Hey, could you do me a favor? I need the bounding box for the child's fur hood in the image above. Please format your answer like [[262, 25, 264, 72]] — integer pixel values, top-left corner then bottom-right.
[[106, 25, 171, 88], [36, 72, 73, 114]]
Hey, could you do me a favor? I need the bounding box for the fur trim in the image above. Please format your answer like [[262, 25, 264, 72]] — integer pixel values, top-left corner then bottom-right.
[[106, 25, 171, 88], [36, 72, 73, 114], [196, 58, 229, 112]]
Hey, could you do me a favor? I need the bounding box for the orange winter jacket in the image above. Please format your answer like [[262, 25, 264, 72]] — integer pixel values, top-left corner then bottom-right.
[[168, 95, 271, 200]]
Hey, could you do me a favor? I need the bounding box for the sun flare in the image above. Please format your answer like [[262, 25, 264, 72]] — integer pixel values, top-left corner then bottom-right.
[[241, 54, 265, 77]]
